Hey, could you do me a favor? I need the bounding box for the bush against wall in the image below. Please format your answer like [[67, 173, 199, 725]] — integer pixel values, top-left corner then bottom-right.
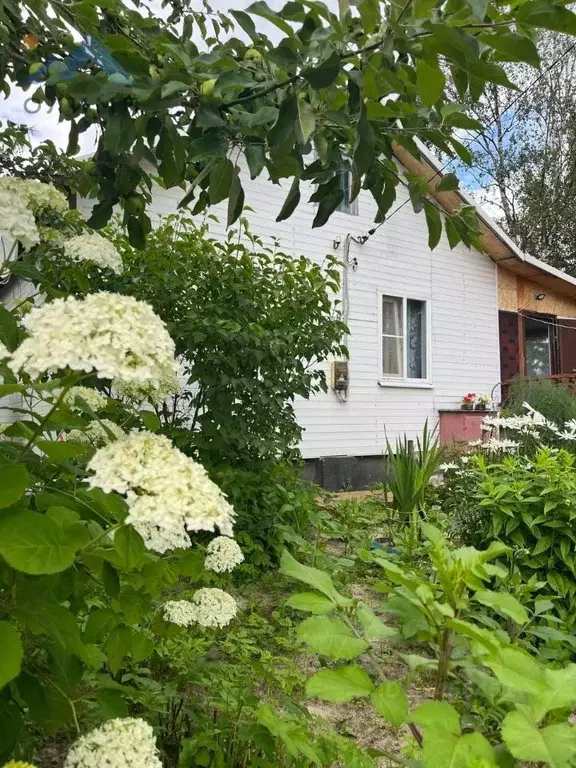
[[505, 377, 576, 427]]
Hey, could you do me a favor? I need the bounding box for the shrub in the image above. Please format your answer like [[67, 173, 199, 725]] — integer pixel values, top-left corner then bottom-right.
[[505, 377, 576, 426]]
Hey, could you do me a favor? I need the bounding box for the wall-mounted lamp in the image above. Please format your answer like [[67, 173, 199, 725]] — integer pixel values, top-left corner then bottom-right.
[[535, 293, 546, 301]]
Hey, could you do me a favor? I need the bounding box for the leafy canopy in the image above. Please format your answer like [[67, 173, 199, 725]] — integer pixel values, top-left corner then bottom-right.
[[4, 0, 576, 246]]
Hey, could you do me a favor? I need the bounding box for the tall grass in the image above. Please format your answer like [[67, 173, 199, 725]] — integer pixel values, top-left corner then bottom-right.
[[506, 377, 576, 425]]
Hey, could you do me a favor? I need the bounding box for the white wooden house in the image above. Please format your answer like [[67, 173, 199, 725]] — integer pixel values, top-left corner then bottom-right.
[[3, 144, 576, 488]]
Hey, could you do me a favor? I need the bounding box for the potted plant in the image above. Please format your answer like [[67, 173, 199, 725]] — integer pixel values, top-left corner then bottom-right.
[[475, 392, 492, 410], [461, 392, 476, 410]]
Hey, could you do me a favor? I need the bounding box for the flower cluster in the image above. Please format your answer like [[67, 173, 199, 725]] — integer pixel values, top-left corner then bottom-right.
[[64, 717, 162, 768], [0, 341, 9, 360], [64, 386, 107, 412], [0, 176, 69, 214], [0, 187, 40, 251], [63, 232, 123, 274], [68, 419, 125, 447], [439, 462, 458, 473], [461, 392, 476, 407], [164, 589, 238, 629], [204, 536, 244, 573], [480, 437, 520, 453], [87, 431, 235, 552], [114, 369, 180, 405], [9, 292, 178, 385]]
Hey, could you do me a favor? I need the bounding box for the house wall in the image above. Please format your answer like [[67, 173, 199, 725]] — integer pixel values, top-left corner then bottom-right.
[[134, 170, 501, 461], [498, 267, 576, 317]]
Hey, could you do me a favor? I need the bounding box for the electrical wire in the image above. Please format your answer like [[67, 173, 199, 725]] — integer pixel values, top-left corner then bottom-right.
[[356, 39, 576, 244], [517, 310, 576, 332]]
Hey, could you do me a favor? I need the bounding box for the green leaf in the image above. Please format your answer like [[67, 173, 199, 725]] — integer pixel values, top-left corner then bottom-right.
[[484, 646, 548, 696], [306, 664, 374, 702], [416, 59, 446, 107], [0, 510, 81, 574], [113, 525, 148, 571], [502, 711, 576, 768], [0, 305, 18, 351], [436, 172, 459, 192], [516, 1, 576, 34], [209, 158, 234, 205], [353, 106, 375, 177], [297, 616, 369, 660], [268, 96, 297, 149], [245, 143, 266, 179], [227, 168, 245, 227], [412, 701, 461, 735], [280, 550, 351, 607], [247, 1, 294, 35], [303, 51, 340, 89], [139, 409, 161, 432], [312, 188, 343, 228], [423, 199, 442, 250], [0, 465, 29, 509], [424, 730, 495, 768], [276, 177, 301, 222], [37, 440, 86, 461], [473, 590, 529, 625], [356, 604, 396, 641], [295, 100, 315, 144], [0, 622, 23, 689], [478, 32, 540, 67], [285, 592, 334, 614], [371, 681, 408, 727]]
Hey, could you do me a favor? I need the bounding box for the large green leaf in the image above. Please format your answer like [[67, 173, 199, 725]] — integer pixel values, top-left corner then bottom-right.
[[280, 550, 351, 607], [306, 664, 374, 702], [276, 177, 301, 222], [112, 525, 148, 570], [473, 590, 529, 625], [0, 305, 18, 351], [295, 100, 315, 144], [423, 730, 496, 768], [285, 592, 334, 614], [0, 464, 29, 509], [227, 168, 245, 227], [412, 701, 461, 734], [371, 681, 408, 727], [0, 510, 81, 574], [516, 0, 576, 34], [416, 59, 446, 107], [297, 616, 369, 660], [37, 440, 86, 462], [209, 158, 234, 205], [353, 106, 375, 177], [423, 200, 442, 250], [356, 604, 396, 641], [303, 51, 340, 89], [477, 32, 540, 67], [483, 646, 548, 696], [502, 711, 576, 768], [0, 622, 23, 689]]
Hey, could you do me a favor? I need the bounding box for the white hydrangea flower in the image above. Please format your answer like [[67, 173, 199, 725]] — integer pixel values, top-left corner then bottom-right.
[[187, 588, 239, 628], [114, 369, 180, 405], [9, 292, 178, 385], [0, 341, 9, 360], [0, 188, 40, 250], [64, 717, 161, 768], [87, 431, 235, 553], [68, 419, 125, 447], [205, 536, 244, 573], [0, 176, 69, 214], [63, 232, 123, 274], [163, 599, 198, 627], [64, 386, 107, 412]]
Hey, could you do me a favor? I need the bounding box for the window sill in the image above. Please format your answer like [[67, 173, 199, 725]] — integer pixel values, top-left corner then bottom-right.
[[378, 379, 433, 389]]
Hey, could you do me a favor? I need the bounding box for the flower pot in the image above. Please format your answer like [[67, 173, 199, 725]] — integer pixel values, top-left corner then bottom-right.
[[461, 403, 474, 410]]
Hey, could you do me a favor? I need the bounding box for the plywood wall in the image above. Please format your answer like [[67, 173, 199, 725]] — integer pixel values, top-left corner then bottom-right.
[[498, 267, 576, 317]]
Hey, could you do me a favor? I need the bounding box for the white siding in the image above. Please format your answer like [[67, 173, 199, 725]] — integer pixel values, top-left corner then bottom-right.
[[87, 168, 501, 459], [0, 278, 36, 425]]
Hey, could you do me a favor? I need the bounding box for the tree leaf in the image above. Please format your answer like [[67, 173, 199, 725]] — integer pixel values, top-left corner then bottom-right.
[[227, 168, 245, 227], [483, 646, 548, 696], [209, 158, 234, 204], [113, 525, 148, 571], [245, 143, 266, 179], [416, 59, 446, 107], [37, 440, 86, 462], [276, 177, 301, 222], [0, 622, 23, 689], [268, 95, 297, 149], [0, 510, 81, 574], [303, 51, 340, 89], [371, 681, 408, 727], [478, 32, 540, 67], [285, 592, 334, 614], [473, 590, 529, 625], [295, 100, 315, 144], [412, 701, 461, 734], [297, 616, 369, 660], [436, 172, 459, 192], [312, 189, 344, 228], [246, 1, 294, 35], [423, 199, 442, 250], [0, 464, 29, 509], [306, 664, 374, 702], [280, 550, 352, 606], [356, 604, 396, 641], [0, 305, 18, 351], [516, 1, 576, 34], [353, 105, 375, 177], [502, 711, 576, 767]]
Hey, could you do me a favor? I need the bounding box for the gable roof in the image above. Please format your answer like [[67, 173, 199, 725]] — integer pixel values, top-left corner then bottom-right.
[[394, 143, 576, 302]]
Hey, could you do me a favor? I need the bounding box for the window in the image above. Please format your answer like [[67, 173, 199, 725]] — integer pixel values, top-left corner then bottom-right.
[[336, 171, 358, 215], [381, 295, 428, 380], [524, 315, 553, 376]]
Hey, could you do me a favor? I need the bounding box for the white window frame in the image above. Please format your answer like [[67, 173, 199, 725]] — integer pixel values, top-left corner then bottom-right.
[[336, 170, 359, 216], [378, 292, 432, 388]]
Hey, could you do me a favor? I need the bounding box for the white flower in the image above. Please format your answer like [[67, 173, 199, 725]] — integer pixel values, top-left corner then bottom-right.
[[439, 462, 458, 472], [64, 717, 161, 768], [468, 439, 483, 447], [0, 341, 9, 360], [481, 437, 519, 453], [205, 536, 244, 573], [460, 455, 470, 464], [64, 386, 107, 412], [0, 177, 69, 214], [0, 188, 40, 250], [192, 588, 239, 628], [68, 419, 125, 447], [163, 599, 198, 627], [63, 232, 123, 274], [9, 292, 178, 385], [113, 369, 180, 405], [87, 431, 235, 553]]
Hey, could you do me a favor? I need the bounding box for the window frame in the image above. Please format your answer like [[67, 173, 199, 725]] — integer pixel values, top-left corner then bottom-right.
[[336, 170, 359, 216], [378, 291, 432, 388]]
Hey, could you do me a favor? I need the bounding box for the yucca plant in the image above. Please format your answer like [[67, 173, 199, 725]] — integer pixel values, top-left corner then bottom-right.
[[385, 422, 444, 551]]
